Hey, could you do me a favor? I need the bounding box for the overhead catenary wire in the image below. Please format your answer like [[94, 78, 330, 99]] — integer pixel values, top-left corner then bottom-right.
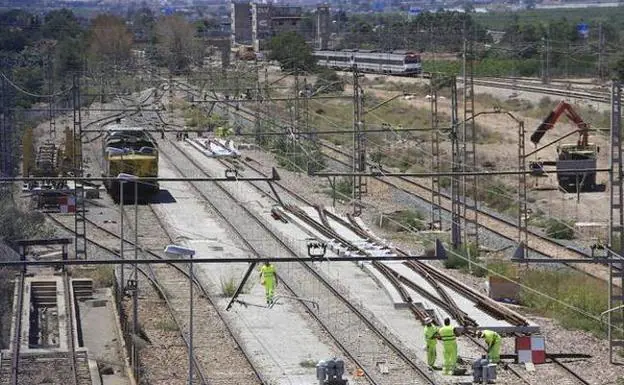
[[0, 72, 72, 98]]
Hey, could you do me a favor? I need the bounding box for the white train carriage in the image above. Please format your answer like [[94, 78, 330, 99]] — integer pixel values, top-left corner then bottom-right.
[[313, 50, 422, 75]]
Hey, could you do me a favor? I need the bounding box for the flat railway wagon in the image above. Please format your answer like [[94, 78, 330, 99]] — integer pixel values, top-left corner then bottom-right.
[[102, 123, 159, 201], [313, 49, 422, 76]]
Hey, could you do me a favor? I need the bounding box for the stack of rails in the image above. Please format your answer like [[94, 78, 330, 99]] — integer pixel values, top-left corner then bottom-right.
[[102, 123, 159, 200]]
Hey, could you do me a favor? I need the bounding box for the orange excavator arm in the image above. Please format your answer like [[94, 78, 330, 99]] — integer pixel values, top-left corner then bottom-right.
[[529, 101, 590, 147]]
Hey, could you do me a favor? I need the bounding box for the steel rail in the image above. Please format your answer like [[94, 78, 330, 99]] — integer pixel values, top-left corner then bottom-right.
[[320, 206, 525, 327], [288, 204, 544, 384], [51, 99, 263, 385], [341, 213, 589, 384], [45, 212, 265, 385], [159, 141, 380, 385], [326, 209, 476, 327], [316, 140, 619, 285], [174, 76, 618, 284], [163, 138, 437, 385], [46, 214, 213, 385], [548, 356, 591, 385], [214, 149, 512, 328]]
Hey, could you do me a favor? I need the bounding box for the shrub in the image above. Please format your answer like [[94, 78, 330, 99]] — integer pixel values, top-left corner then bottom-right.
[[220, 276, 238, 297], [333, 178, 353, 199], [380, 210, 426, 232], [544, 219, 575, 240], [313, 68, 344, 94]]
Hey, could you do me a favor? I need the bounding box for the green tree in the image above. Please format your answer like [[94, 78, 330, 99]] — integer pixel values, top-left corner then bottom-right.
[[128, 6, 155, 42], [88, 14, 133, 70], [42, 9, 82, 41], [612, 55, 624, 81], [313, 68, 344, 94], [268, 32, 316, 72], [154, 15, 203, 74]]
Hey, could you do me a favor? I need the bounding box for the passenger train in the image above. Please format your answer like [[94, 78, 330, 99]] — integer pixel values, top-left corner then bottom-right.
[[102, 123, 159, 201], [313, 50, 422, 76]]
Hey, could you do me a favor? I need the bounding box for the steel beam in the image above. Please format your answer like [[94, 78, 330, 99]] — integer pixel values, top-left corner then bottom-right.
[[309, 168, 610, 178], [0, 252, 447, 267]]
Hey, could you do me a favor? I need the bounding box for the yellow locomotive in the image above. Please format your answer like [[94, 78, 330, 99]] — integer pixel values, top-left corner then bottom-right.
[[102, 123, 159, 200]]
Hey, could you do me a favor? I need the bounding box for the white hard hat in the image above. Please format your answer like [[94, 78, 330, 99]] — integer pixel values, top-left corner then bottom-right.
[[424, 317, 433, 324]]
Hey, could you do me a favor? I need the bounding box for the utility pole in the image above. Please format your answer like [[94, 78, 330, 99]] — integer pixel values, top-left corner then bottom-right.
[[72, 74, 87, 260], [546, 29, 550, 84], [541, 30, 550, 84], [0, 74, 13, 198], [608, 81, 624, 364], [47, 53, 56, 142], [352, 67, 366, 216], [450, 77, 461, 248], [598, 23, 606, 80], [254, 60, 263, 145], [429, 74, 442, 230], [462, 21, 479, 252]]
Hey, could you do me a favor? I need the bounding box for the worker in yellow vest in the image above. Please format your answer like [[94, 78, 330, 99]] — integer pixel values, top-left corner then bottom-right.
[[435, 318, 459, 375], [423, 317, 439, 369], [259, 260, 278, 305], [477, 330, 502, 363]]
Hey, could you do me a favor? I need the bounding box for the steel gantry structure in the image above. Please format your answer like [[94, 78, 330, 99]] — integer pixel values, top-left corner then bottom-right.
[[462, 25, 479, 252], [608, 81, 624, 363], [352, 67, 366, 216], [429, 73, 443, 230], [450, 77, 462, 248], [72, 74, 87, 260]]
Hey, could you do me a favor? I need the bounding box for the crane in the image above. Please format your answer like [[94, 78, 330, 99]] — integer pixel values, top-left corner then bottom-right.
[[530, 100, 590, 147], [529, 100, 598, 192]]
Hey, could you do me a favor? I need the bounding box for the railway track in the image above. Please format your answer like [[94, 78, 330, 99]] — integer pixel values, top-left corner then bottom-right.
[[0, 269, 91, 385], [308, 203, 592, 385], [316, 141, 621, 284], [148, 77, 603, 383], [210, 147, 596, 385], [46, 209, 265, 385], [44, 91, 266, 384], [168, 76, 624, 286], [180, 141, 549, 384], [159, 137, 438, 384]]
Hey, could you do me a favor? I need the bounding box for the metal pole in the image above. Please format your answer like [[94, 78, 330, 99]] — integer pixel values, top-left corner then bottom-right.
[[189, 251, 194, 385], [120, 181, 124, 304], [132, 181, 139, 380]]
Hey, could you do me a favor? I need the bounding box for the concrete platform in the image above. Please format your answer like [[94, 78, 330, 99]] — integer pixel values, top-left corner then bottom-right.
[[79, 288, 131, 385], [287, 207, 540, 333]]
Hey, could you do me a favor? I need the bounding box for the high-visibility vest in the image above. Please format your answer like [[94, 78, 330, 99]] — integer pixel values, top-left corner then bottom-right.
[[260, 264, 276, 279], [438, 325, 456, 343], [424, 325, 438, 343], [483, 330, 500, 346]]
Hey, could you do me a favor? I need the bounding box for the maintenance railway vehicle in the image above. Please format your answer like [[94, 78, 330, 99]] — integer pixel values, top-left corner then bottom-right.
[[313, 49, 422, 75], [102, 123, 159, 200]]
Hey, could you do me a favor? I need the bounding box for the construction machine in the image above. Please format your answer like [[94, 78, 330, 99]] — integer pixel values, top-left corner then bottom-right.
[[235, 45, 255, 61], [530, 100, 599, 192]]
